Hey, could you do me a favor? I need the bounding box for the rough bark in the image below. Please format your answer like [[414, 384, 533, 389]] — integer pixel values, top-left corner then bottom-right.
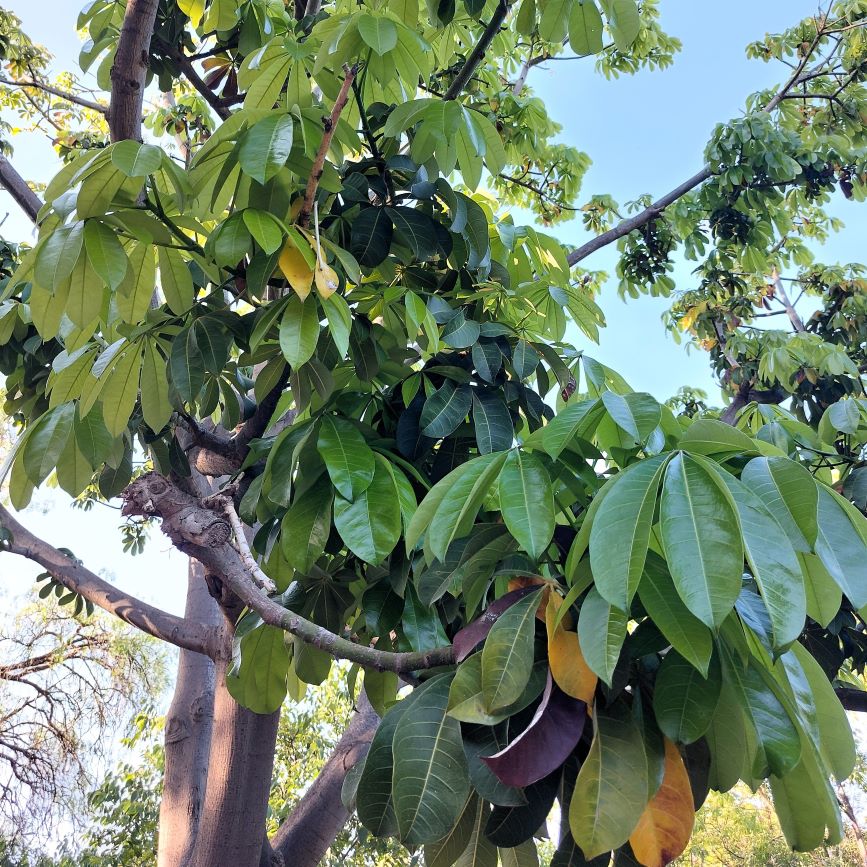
[[108, 0, 159, 142], [157, 560, 223, 867], [271, 694, 379, 866], [189, 658, 281, 867]]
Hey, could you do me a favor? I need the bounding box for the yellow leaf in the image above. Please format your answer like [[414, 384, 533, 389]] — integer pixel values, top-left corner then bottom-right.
[[177, 0, 205, 27], [314, 262, 339, 299], [629, 739, 695, 867], [279, 240, 314, 300], [545, 593, 597, 706]]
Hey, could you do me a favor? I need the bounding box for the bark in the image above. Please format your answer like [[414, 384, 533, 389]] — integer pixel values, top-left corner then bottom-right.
[[157, 560, 223, 867], [271, 694, 379, 866], [838, 785, 867, 867], [0, 155, 42, 223], [189, 658, 281, 867], [108, 0, 159, 142]]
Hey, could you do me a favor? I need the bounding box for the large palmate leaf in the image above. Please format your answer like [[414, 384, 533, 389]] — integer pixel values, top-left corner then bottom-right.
[[659, 453, 743, 628], [569, 705, 649, 859], [392, 674, 470, 845], [333, 455, 402, 564], [652, 651, 721, 745], [589, 454, 668, 612], [317, 415, 375, 501], [498, 450, 554, 560], [481, 589, 541, 712]]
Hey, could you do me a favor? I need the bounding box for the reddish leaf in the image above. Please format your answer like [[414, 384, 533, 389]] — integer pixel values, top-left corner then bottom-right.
[[481, 671, 586, 787], [453, 586, 542, 662]]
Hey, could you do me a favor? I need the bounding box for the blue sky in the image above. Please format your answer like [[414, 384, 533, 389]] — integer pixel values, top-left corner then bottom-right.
[[2, 0, 864, 614]]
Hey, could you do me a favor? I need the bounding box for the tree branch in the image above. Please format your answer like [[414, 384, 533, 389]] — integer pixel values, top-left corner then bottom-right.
[[0, 76, 108, 115], [165, 47, 232, 121], [121, 473, 456, 673], [0, 503, 220, 657], [108, 0, 159, 142], [565, 28, 830, 268], [443, 0, 509, 101], [0, 155, 42, 223], [298, 64, 358, 228]]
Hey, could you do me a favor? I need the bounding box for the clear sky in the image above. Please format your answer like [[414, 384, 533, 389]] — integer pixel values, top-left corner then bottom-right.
[[2, 0, 865, 618]]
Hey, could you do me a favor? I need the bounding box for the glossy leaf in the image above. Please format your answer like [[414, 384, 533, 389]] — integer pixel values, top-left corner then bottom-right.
[[317, 415, 375, 501], [652, 651, 721, 745], [814, 487, 867, 608], [498, 450, 554, 560], [239, 113, 294, 184], [421, 381, 472, 439], [577, 588, 627, 686], [280, 476, 333, 573], [279, 294, 320, 368]]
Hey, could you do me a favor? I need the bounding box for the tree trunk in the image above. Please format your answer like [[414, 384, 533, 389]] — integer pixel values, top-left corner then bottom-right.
[[270, 694, 379, 866], [189, 658, 281, 867], [157, 560, 222, 867]]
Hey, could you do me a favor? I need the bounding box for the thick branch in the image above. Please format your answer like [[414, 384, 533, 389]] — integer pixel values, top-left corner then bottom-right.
[[108, 0, 159, 142], [122, 473, 456, 673], [0, 155, 42, 223], [0, 503, 219, 657], [298, 64, 358, 228], [271, 693, 379, 865], [565, 30, 829, 268], [443, 0, 509, 101], [0, 77, 108, 115]]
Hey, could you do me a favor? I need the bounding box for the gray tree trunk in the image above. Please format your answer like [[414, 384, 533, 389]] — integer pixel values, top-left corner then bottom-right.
[[157, 560, 222, 867], [189, 657, 281, 867]]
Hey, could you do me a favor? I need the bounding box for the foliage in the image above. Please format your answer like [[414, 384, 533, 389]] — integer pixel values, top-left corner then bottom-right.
[[1, 0, 867, 865]]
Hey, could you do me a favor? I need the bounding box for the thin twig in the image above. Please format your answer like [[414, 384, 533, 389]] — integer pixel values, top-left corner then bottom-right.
[[208, 494, 277, 594], [298, 63, 358, 228]]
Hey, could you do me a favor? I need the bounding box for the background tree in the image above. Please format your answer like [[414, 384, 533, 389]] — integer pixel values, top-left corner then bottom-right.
[[1, 1, 867, 866]]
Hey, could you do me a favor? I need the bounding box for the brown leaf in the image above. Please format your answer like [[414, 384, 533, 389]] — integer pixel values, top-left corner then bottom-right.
[[628, 738, 695, 867], [545, 593, 597, 706]]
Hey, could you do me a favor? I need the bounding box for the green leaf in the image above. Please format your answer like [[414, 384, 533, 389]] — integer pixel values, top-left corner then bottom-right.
[[569, 0, 604, 55], [170, 327, 205, 402], [351, 207, 394, 267], [481, 590, 541, 712], [427, 451, 508, 562], [601, 391, 661, 446], [74, 406, 112, 468], [64, 251, 104, 328], [321, 292, 352, 358], [158, 246, 194, 314], [569, 704, 649, 859], [402, 584, 449, 652], [652, 651, 722, 744], [22, 403, 76, 485], [441, 310, 481, 349], [602, 0, 641, 51], [456, 798, 498, 867], [740, 456, 818, 551], [279, 294, 320, 368], [499, 450, 554, 560], [424, 794, 477, 867], [472, 392, 513, 454], [814, 487, 867, 608], [317, 415, 376, 501], [679, 418, 758, 457], [239, 113, 294, 184], [117, 241, 156, 323], [393, 674, 470, 845], [139, 342, 173, 432], [659, 453, 743, 628], [541, 398, 604, 459], [84, 220, 127, 290], [499, 842, 539, 867], [334, 454, 401, 564], [512, 339, 540, 380], [280, 476, 333, 573], [225, 624, 290, 714], [539, 0, 570, 42], [243, 209, 284, 254], [638, 555, 713, 676], [719, 643, 801, 778], [707, 466, 805, 649], [420, 381, 472, 439], [100, 345, 143, 437], [577, 588, 627, 685], [111, 140, 163, 177], [589, 455, 667, 612], [798, 553, 841, 628], [358, 13, 398, 54], [35, 221, 84, 288]]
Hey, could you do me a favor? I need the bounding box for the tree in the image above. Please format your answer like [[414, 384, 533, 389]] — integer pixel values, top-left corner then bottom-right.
[[0, 602, 165, 852], [1, 1, 867, 865]]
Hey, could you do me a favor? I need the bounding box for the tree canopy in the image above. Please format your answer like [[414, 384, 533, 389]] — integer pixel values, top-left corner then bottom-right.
[[1, 0, 867, 865]]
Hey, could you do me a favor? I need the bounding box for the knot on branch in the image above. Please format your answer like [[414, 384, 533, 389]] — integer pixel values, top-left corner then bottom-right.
[[121, 472, 232, 549]]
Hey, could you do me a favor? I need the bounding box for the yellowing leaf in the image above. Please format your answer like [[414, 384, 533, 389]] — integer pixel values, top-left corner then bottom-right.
[[545, 593, 597, 706], [177, 0, 205, 27], [628, 739, 695, 867], [279, 239, 314, 300], [314, 262, 339, 299]]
